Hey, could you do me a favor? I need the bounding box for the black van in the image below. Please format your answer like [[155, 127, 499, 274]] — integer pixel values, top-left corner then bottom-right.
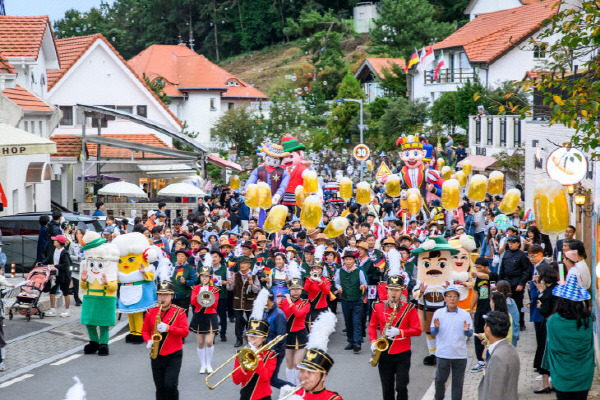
[[0, 212, 103, 271]]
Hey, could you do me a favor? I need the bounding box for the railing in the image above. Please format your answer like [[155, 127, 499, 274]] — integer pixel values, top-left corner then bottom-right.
[[469, 115, 522, 153], [424, 68, 477, 85]]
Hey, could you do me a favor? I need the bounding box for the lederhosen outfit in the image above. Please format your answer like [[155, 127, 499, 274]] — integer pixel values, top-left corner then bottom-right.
[[232, 348, 277, 400], [303, 277, 332, 329], [231, 271, 259, 342], [142, 305, 189, 400], [190, 285, 219, 334], [280, 297, 310, 349], [368, 301, 421, 400]]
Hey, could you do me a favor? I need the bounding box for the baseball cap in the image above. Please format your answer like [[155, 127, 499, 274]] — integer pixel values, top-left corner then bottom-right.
[[444, 285, 460, 296], [157, 212, 167, 218], [103, 226, 115, 235], [147, 210, 156, 217], [507, 235, 520, 243], [51, 235, 67, 244]]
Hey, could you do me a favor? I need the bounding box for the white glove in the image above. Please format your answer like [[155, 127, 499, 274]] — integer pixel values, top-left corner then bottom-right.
[[386, 327, 400, 339], [370, 342, 377, 353], [146, 340, 154, 349], [272, 194, 281, 204], [157, 322, 168, 333]]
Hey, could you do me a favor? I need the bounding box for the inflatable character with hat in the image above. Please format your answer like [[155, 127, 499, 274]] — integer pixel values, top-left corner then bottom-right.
[[411, 236, 458, 365], [280, 136, 313, 214], [448, 234, 477, 310]]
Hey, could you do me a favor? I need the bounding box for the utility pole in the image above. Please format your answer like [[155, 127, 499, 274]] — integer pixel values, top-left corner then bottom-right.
[[188, 12, 195, 50], [337, 98, 365, 180]]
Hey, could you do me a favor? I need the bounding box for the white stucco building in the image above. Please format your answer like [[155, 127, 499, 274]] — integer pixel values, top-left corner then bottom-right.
[[354, 57, 405, 103]]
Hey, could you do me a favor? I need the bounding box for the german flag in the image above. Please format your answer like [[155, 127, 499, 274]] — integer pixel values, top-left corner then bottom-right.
[[228, 260, 236, 269], [375, 257, 386, 270], [403, 49, 420, 73]]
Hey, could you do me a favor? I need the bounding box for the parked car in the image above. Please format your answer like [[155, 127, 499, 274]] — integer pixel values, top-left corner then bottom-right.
[[0, 212, 103, 272], [94, 216, 134, 233]]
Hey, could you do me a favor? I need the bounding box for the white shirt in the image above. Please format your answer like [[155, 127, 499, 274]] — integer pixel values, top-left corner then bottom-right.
[[430, 306, 473, 359], [488, 338, 506, 356], [53, 247, 64, 266], [567, 261, 591, 289]]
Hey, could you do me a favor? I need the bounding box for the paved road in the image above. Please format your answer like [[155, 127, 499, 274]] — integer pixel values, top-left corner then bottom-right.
[[1, 312, 437, 399]]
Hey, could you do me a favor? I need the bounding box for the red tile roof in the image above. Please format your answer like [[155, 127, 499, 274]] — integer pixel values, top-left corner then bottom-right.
[[86, 133, 170, 159], [50, 134, 83, 158], [0, 53, 16, 74], [128, 44, 267, 99], [364, 58, 406, 78], [2, 84, 53, 111], [434, 1, 559, 64], [0, 16, 52, 59], [523, 70, 551, 80], [47, 34, 183, 127]]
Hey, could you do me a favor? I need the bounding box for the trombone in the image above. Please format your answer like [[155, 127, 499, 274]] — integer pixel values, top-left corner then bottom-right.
[[205, 334, 288, 390]]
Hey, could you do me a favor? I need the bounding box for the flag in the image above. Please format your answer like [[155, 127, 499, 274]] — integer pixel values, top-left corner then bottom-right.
[[420, 46, 434, 72], [434, 50, 445, 80], [418, 47, 427, 72], [403, 49, 420, 73]]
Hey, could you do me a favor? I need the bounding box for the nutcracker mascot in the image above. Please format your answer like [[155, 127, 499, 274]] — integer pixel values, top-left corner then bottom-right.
[[395, 135, 445, 217], [245, 142, 291, 226], [79, 231, 119, 356], [448, 234, 477, 311], [280, 135, 308, 215], [411, 236, 458, 365], [112, 232, 158, 343]]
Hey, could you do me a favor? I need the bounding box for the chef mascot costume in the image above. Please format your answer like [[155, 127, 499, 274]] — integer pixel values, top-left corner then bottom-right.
[[79, 231, 119, 356], [448, 234, 477, 311], [112, 232, 158, 343], [411, 237, 458, 365]]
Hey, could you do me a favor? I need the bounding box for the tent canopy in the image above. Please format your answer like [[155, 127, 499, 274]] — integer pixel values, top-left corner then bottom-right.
[[97, 181, 148, 198], [0, 123, 57, 156]]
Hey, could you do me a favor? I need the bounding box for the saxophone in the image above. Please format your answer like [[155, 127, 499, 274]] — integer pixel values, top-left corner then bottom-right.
[[150, 309, 163, 359], [369, 301, 398, 367]]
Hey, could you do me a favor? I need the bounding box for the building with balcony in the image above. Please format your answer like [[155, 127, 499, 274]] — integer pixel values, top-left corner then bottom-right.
[[468, 115, 522, 158]]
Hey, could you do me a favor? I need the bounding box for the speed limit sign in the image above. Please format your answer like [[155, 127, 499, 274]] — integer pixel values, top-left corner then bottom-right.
[[353, 144, 370, 161]]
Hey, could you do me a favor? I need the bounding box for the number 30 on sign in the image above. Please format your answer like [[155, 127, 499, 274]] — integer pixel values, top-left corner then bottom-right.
[[353, 144, 370, 161]]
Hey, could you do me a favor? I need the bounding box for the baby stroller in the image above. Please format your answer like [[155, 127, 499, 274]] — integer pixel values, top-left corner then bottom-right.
[[9, 265, 56, 321]]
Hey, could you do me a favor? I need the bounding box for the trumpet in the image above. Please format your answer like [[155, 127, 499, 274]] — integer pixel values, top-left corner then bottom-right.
[[198, 290, 216, 308], [205, 334, 288, 390], [311, 270, 320, 280], [278, 384, 305, 400]]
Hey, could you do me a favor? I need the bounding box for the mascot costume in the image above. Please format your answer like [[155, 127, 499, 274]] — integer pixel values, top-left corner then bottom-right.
[[245, 142, 290, 226], [79, 231, 119, 356], [280, 135, 308, 215], [411, 236, 458, 365], [112, 232, 158, 343], [448, 234, 477, 311], [395, 135, 445, 218]]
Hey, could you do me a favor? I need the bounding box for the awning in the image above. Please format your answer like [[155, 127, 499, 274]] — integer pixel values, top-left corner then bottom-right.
[[207, 154, 242, 172], [456, 155, 497, 171], [138, 163, 197, 176], [77, 174, 121, 182], [25, 162, 51, 183], [0, 122, 57, 156]]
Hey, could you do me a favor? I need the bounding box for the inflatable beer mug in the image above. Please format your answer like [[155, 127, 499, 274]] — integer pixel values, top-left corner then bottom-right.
[[295, 185, 306, 207], [245, 184, 259, 208], [436, 158, 445, 171], [462, 160, 472, 176], [487, 171, 504, 195], [256, 182, 272, 210], [499, 188, 521, 214], [385, 175, 401, 198], [442, 166, 454, 181], [339, 177, 353, 201], [230, 174, 240, 190], [324, 216, 350, 238], [366, 160, 374, 172], [302, 169, 319, 194], [534, 179, 569, 234], [264, 205, 288, 233], [455, 170, 468, 187], [467, 174, 487, 202], [406, 188, 422, 215], [441, 179, 461, 211], [355, 181, 371, 205], [300, 195, 323, 229]]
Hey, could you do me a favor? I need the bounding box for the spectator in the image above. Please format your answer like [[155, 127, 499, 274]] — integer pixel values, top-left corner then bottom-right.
[[144, 210, 157, 230], [445, 135, 454, 165], [227, 256, 261, 347], [36, 215, 50, 263], [554, 225, 575, 261], [472, 203, 486, 248], [473, 105, 490, 121], [522, 226, 542, 253], [105, 215, 120, 237], [477, 311, 520, 400], [92, 202, 105, 217], [469, 257, 497, 373], [568, 240, 591, 289], [196, 197, 207, 215], [264, 291, 291, 389], [563, 249, 590, 290], [499, 235, 532, 331], [494, 281, 520, 346], [46, 210, 63, 258], [42, 234, 72, 317], [170, 249, 198, 315], [228, 205, 241, 231], [0, 240, 6, 275], [431, 285, 473, 400], [479, 226, 499, 273], [527, 244, 551, 373], [0, 268, 15, 371], [543, 274, 594, 400], [67, 228, 84, 307], [156, 212, 168, 228], [454, 143, 467, 167]]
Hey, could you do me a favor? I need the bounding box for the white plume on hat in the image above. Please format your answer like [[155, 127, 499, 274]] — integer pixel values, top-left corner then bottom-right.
[[153, 245, 173, 282], [314, 244, 325, 261], [306, 310, 337, 352], [250, 288, 270, 321], [387, 247, 402, 278], [459, 234, 477, 252], [287, 259, 302, 280], [203, 252, 212, 267], [63, 376, 86, 400]]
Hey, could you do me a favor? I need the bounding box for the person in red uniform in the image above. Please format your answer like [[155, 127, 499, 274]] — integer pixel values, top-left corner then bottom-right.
[[279, 277, 310, 386], [282, 310, 343, 400], [232, 288, 277, 400], [142, 281, 190, 400], [190, 265, 219, 374], [303, 260, 332, 330], [369, 274, 421, 400]]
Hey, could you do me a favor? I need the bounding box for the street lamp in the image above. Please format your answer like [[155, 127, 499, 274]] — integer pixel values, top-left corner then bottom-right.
[[574, 186, 586, 206], [337, 97, 366, 179]]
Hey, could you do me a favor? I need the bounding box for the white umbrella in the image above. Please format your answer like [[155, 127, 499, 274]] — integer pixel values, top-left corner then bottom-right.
[[98, 181, 147, 198], [158, 182, 206, 197]]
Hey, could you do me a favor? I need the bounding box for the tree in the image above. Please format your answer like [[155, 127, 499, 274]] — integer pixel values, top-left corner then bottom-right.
[[379, 63, 407, 98], [143, 74, 171, 105], [428, 0, 471, 24], [377, 97, 429, 149], [210, 107, 260, 157], [327, 71, 364, 146], [431, 91, 460, 134], [370, 0, 455, 58], [492, 149, 525, 187]]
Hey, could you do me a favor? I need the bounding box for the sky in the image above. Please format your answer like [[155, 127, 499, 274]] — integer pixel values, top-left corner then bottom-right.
[[5, 0, 116, 23]]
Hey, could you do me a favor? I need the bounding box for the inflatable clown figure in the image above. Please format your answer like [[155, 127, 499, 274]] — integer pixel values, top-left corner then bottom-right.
[[395, 135, 445, 217], [112, 232, 158, 343], [411, 236, 458, 365], [448, 234, 477, 311], [79, 231, 119, 356]]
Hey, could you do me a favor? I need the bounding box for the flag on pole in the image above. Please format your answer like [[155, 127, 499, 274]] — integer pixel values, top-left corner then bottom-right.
[[403, 49, 420, 73], [420, 46, 434, 72], [418, 47, 427, 72], [434, 50, 445, 80]]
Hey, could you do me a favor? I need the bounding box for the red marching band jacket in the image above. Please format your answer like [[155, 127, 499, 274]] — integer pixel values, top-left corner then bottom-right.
[[142, 305, 189, 356], [280, 298, 310, 332], [232, 349, 277, 400], [303, 278, 331, 309], [190, 285, 219, 314], [368, 301, 421, 355], [293, 388, 344, 400]]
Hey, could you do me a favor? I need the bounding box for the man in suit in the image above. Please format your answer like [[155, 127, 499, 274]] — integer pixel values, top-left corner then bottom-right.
[[478, 311, 520, 400]]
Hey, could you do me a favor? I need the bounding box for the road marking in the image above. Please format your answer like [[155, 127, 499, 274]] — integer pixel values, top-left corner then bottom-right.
[[109, 332, 129, 344], [0, 373, 34, 388], [50, 354, 82, 366]]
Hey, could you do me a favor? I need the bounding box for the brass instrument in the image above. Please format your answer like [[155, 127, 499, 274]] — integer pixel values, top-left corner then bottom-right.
[[149, 308, 163, 359], [278, 384, 305, 400], [311, 270, 320, 280], [198, 290, 216, 308], [205, 334, 288, 390], [369, 300, 398, 367]]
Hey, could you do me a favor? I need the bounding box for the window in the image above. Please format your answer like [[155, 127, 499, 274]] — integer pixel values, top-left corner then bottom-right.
[[228, 102, 234, 110], [533, 43, 547, 59], [116, 106, 133, 114], [59, 106, 74, 126], [39, 121, 43, 136], [137, 105, 147, 118], [459, 52, 470, 69], [24, 121, 28, 132], [226, 80, 240, 87], [31, 121, 35, 134], [210, 98, 217, 111]]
